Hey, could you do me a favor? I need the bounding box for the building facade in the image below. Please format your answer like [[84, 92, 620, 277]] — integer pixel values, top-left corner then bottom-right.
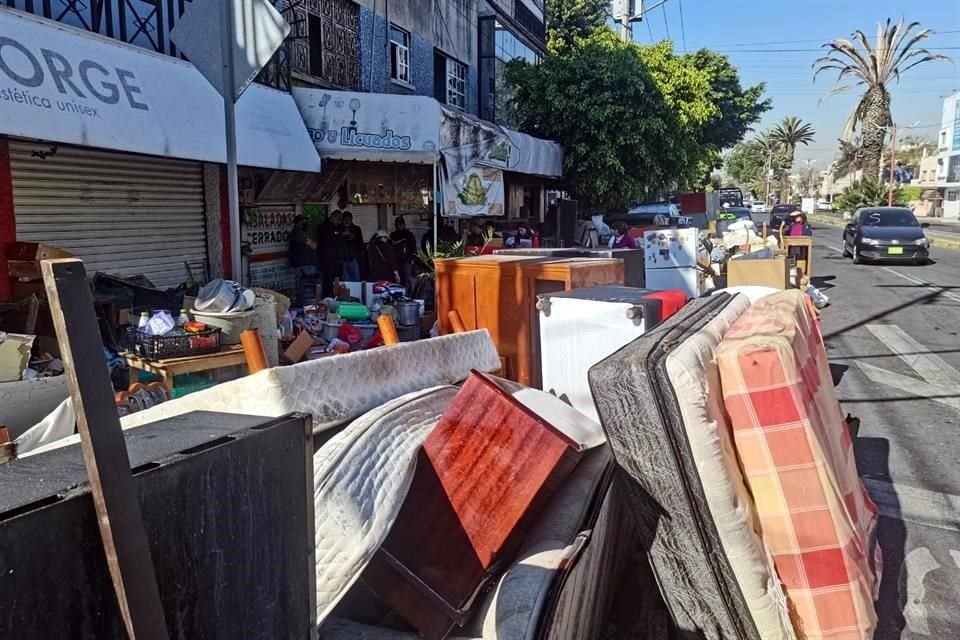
[[937, 90, 960, 220], [0, 0, 556, 300]]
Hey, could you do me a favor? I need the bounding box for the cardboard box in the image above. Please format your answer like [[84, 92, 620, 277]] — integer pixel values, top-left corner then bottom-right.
[[726, 256, 789, 290]]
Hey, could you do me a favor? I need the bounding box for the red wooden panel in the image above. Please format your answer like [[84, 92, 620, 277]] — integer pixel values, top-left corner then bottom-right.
[[364, 371, 582, 639]]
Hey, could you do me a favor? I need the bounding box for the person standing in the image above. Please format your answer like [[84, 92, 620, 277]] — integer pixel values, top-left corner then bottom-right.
[[340, 210, 364, 281], [390, 216, 417, 290], [288, 215, 318, 305], [505, 223, 535, 248], [788, 212, 813, 236], [368, 230, 401, 283], [609, 221, 638, 249], [315, 209, 344, 297]]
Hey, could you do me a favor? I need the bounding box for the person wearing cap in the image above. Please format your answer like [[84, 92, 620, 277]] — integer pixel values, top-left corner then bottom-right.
[[788, 212, 812, 236], [289, 214, 317, 304], [368, 230, 401, 283]]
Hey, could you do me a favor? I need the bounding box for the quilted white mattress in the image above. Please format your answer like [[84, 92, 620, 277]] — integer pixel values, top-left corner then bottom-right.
[[313, 387, 458, 623], [23, 331, 500, 458], [663, 294, 797, 639]]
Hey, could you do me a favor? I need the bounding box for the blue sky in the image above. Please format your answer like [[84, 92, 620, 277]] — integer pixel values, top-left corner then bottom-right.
[[626, 0, 960, 165]]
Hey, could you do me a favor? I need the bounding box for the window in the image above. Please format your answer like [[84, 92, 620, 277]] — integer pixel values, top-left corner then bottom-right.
[[479, 17, 542, 124], [308, 14, 323, 77], [948, 190, 959, 202], [390, 26, 410, 84], [434, 51, 467, 110], [447, 59, 467, 109]]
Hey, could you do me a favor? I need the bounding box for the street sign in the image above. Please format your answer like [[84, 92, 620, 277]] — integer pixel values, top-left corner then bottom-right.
[[170, 0, 289, 102]]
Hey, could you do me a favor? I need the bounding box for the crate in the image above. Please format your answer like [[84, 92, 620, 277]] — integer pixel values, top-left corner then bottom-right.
[[128, 326, 221, 360]]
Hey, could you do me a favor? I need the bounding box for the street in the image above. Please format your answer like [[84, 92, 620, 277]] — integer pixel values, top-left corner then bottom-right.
[[804, 220, 960, 639]]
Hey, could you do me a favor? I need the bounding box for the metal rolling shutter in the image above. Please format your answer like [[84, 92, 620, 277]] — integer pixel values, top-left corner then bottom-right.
[[10, 141, 207, 288], [345, 204, 380, 242]]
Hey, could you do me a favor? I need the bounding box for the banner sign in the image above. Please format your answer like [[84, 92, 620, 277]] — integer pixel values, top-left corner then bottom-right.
[[293, 88, 441, 163], [0, 9, 319, 171]]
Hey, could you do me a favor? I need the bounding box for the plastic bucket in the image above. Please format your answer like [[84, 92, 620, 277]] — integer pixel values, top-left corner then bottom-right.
[[190, 309, 254, 345], [322, 321, 342, 342]]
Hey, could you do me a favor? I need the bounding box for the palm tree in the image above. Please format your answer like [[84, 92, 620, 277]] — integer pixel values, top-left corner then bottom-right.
[[768, 117, 816, 202], [813, 19, 952, 180]]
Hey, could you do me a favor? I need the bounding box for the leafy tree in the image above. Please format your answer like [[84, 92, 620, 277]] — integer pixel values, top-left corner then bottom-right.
[[832, 138, 862, 178], [545, 0, 609, 52], [689, 50, 771, 151], [506, 31, 690, 211], [769, 116, 816, 201], [814, 19, 952, 179], [724, 133, 790, 198], [835, 178, 898, 212]]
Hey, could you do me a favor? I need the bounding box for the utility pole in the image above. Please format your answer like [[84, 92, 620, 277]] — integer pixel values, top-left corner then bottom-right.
[[620, 1, 642, 42], [888, 122, 897, 206], [220, 0, 242, 284]]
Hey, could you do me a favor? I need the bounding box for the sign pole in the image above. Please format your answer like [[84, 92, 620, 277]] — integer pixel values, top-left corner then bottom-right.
[[433, 162, 439, 253], [221, 0, 243, 284]]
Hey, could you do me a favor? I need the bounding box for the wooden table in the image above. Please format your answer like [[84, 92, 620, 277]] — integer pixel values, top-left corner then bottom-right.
[[123, 346, 248, 394]]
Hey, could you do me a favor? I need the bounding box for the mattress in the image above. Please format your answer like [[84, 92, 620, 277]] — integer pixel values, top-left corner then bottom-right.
[[313, 387, 459, 623], [22, 331, 501, 457], [588, 294, 762, 640], [716, 290, 881, 640], [663, 296, 797, 639]]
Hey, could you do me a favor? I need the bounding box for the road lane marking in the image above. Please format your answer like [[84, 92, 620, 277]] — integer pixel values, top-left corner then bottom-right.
[[857, 324, 960, 412], [866, 325, 960, 388], [863, 479, 960, 532], [903, 547, 939, 636], [879, 267, 960, 304], [824, 245, 960, 303]]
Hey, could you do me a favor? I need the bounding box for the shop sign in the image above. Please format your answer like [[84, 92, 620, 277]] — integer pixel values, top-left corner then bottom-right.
[[249, 258, 296, 294], [293, 89, 441, 163], [243, 206, 297, 256], [0, 10, 319, 171]]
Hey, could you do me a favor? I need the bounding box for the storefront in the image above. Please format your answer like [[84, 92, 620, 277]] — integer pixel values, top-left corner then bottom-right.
[[293, 88, 562, 251], [0, 9, 321, 298]]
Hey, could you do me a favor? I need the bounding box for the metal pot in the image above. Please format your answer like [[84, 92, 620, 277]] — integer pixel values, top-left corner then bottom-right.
[[396, 301, 420, 327]]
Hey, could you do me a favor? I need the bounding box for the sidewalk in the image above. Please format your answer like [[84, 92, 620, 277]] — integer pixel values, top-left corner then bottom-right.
[[807, 211, 960, 251]]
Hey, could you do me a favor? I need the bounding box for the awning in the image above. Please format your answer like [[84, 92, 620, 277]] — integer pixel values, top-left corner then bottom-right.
[[0, 9, 321, 172], [292, 88, 562, 178]]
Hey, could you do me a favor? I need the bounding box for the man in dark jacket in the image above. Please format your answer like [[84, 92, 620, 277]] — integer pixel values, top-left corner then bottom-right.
[[390, 216, 418, 290], [289, 214, 317, 305], [340, 210, 365, 281], [368, 230, 400, 283], [315, 209, 344, 298]]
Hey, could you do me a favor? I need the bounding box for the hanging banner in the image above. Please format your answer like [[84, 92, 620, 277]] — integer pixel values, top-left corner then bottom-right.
[[440, 108, 509, 217], [445, 167, 506, 217]]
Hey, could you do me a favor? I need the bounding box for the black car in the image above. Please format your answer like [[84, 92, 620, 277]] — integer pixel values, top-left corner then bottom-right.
[[842, 207, 930, 264], [770, 204, 799, 231]]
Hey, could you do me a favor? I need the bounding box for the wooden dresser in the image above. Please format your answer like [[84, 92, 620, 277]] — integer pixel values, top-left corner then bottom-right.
[[435, 256, 624, 386]]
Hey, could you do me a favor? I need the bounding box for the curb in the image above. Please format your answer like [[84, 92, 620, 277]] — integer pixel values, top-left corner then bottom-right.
[[806, 215, 960, 251]]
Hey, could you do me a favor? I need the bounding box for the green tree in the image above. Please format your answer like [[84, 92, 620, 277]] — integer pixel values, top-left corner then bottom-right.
[[832, 138, 862, 178], [836, 178, 899, 211], [724, 135, 788, 199], [769, 116, 816, 201], [690, 50, 772, 151], [813, 19, 952, 179], [506, 31, 689, 210], [545, 0, 609, 52]]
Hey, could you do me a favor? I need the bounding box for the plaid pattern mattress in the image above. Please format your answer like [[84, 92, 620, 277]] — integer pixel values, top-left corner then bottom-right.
[[716, 290, 881, 640]]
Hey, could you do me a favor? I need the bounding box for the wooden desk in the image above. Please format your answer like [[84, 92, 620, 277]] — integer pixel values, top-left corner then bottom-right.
[[123, 346, 248, 393]]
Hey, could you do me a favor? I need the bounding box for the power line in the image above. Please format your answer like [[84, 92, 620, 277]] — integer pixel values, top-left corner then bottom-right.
[[708, 46, 960, 53], [696, 30, 960, 49], [661, 1, 671, 42], [677, 0, 688, 53], [646, 11, 655, 43]]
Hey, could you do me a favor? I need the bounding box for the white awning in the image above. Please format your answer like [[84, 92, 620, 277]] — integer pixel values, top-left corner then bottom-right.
[[0, 9, 321, 172], [293, 88, 562, 178]]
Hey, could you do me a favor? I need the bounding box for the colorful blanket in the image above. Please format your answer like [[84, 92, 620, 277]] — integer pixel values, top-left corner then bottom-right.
[[717, 290, 881, 640]]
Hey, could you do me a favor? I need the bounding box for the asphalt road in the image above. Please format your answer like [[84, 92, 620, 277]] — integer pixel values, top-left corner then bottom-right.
[[802, 219, 960, 639]]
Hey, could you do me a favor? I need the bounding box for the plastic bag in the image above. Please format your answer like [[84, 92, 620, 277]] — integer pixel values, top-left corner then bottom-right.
[[806, 283, 830, 309]]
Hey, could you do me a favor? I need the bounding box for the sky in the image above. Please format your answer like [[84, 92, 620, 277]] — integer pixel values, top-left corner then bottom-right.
[[625, 0, 960, 166]]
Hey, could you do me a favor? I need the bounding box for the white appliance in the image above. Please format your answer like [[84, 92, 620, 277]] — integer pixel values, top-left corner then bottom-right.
[[643, 228, 703, 299], [538, 286, 664, 422]]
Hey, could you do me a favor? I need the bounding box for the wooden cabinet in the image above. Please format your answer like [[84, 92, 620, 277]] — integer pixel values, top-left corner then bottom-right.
[[436, 256, 624, 386]]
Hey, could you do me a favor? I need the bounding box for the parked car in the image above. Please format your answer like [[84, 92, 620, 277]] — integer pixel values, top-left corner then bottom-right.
[[716, 206, 753, 234], [750, 201, 767, 214], [769, 203, 799, 232], [842, 207, 930, 265]]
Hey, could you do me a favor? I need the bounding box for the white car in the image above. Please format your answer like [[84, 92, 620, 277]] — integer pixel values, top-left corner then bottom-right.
[[750, 201, 767, 214]]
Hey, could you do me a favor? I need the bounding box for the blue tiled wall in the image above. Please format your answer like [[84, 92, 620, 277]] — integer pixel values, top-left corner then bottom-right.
[[359, 7, 478, 116]]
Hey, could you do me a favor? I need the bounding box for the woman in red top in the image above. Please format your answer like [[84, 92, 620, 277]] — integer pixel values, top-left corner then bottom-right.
[[609, 221, 638, 249]]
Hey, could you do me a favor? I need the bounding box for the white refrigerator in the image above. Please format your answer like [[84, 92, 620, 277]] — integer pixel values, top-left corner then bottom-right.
[[643, 228, 702, 299]]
